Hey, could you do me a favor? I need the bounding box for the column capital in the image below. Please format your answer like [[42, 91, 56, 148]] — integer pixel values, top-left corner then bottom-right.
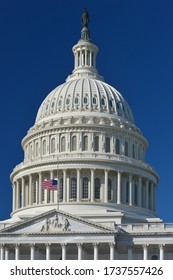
[[109, 242, 115, 247], [77, 243, 83, 247], [93, 243, 99, 247], [142, 244, 149, 248]]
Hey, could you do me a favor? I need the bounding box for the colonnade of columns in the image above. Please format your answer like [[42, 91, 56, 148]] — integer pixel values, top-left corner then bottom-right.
[[74, 48, 96, 69], [12, 169, 156, 213], [0, 242, 115, 260], [0, 243, 166, 260]]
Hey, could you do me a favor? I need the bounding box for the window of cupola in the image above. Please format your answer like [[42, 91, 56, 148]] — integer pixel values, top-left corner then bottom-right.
[[116, 139, 120, 154], [94, 136, 99, 152], [70, 177, 77, 199], [61, 136, 66, 152], [82, 177, 89, 199], [71, 135, 77, 151], [95, 178, 101, 200], [83, 135, 88, 151], [106, 137, 110, 153]]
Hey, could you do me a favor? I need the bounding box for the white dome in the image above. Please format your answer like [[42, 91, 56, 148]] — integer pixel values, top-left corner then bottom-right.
[[35, 78, 134, 125]]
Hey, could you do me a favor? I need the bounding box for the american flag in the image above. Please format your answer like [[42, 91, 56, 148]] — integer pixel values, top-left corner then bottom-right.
[[42, 179, 58, 190]]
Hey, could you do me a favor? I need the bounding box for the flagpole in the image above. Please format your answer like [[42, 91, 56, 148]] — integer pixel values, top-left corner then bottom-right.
[[57, 156, 59, 211]]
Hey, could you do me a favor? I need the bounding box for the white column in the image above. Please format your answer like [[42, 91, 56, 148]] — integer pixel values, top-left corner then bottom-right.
[[67, 174, 70, 203], [117, 171, 121, 204], [5, 247, 9, 260], [0, 245, 4, 260], [63, 169, 67, 202], [145, 179, 149, 209], [159, 244, 164, 260], [93, 243, 99, 260], [129, 174, 133, 206], [143, 244, 148, 260], [128, 245, 133, 260], [15, 244, 20, 260], [22, 177, 25, 208], [138, 176, 142, 207], [61, 244, 67, 260], [90, 169, 94, 202], [77, 169, 81, 202], [30, 244, 35, 260], [50, 170, 54, 203], [89, 51, 92, 66], [35, 179, 39, 204], [104, 170, 108, 203], [46, 244, 51, 260], [13, 183, 16, 211], [29, 174, 32, 205], [80, 50, 82, 66], [109, 243, 115, 260], [39, 172, 42, 204], [16, 180, 20, 209], [77, 243, 83, 260]]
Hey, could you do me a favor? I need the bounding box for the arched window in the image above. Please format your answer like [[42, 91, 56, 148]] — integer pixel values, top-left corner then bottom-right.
[[61, 136, 66, 152], [94, 136, 99, 152], [125, 141, 128, 156], [83, 135, 88, 151], [42, 140, 46, 155], [51, 138, 55, 153], [59, 178, 63, 200], [70, 177, 77, 199], [71, 135, 77, 151], [106, 137, 110, 153], [116, 139, 120, 154], [95, 178, 101, 200], [82, 177, 89, 199], [108, 179, 112, 201], [35, 142, 39, 157]]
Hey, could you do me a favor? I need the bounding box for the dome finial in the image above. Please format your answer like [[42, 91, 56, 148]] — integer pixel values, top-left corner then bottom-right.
[[81, 9, 90, 41]]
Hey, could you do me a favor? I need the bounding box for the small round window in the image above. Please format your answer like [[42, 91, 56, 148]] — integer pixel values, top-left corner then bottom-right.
[[109, 100, 113, 108], [51, 102, 55, 108], [93, 96, 97, 104], [58, 99, 62, 107], [74, 97, 79, 104], [66, 98, 70, 105], [84, 96, 88, 104], [101, 97, 106, 106]]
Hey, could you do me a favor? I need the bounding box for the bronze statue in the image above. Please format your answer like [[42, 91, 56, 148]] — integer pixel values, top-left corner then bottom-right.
[[81, 9, 89, 28]]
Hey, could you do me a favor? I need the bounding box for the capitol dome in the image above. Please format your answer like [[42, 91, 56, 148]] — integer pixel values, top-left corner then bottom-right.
[[35, 78, 134, 125], [10, 9, 159, 225]]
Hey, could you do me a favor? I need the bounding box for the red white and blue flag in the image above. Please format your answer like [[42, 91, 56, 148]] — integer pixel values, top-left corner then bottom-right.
[[42, 179, 58, 190]]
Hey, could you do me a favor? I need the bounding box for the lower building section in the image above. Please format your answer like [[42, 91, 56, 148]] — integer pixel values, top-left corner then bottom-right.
[[0, 243, 172, 260]]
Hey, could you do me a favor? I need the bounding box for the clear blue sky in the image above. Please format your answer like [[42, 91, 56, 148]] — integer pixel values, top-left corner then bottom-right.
[[0, 0, 173, 222]]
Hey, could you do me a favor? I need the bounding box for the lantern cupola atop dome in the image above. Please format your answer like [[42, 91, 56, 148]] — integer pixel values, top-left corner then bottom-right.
[[66, 9, 103, 82]]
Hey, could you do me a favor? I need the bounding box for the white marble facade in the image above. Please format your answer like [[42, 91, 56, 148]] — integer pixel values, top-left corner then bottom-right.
[[0, 9, 173, 260]]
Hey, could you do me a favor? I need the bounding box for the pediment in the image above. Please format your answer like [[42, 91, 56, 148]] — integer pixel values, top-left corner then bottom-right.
[[0, 210, 115, 235]]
